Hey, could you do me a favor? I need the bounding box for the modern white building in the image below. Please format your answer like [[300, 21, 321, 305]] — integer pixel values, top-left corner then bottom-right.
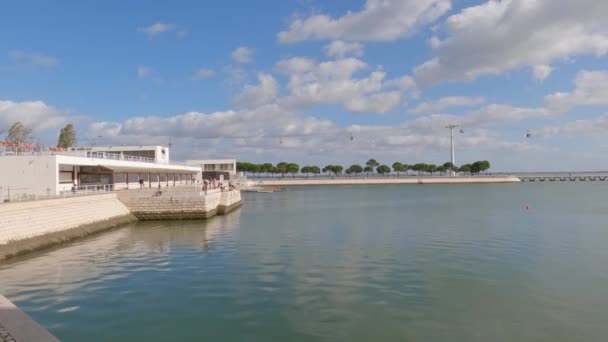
[[0, 145, 200, 198], [185, 159, 237, 180]]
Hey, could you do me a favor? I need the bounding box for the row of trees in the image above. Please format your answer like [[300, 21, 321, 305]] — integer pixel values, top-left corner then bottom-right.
[[237, 159, 491, 177], [2, 121, 77, 148]]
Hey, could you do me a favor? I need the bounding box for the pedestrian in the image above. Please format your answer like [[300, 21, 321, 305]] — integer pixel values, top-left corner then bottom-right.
[[139, 178, 144, 188]]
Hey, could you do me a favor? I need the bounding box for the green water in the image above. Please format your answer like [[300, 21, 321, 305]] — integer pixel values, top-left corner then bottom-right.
[[1, 183, 608, 341]]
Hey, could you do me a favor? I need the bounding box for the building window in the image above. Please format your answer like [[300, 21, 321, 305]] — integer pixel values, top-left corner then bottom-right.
[[59, 171, 74, 184], [114, 173, 126, 183]]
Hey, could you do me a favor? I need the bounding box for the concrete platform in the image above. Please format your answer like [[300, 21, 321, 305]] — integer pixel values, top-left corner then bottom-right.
[[0, 295, 58, 342]]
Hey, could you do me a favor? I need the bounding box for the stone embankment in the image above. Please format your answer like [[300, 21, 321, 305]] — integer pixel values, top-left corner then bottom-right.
[[246, 175, 521, 187], [0, 188, 242, 261], [0, 294, 59, 342], [0, 193, 137, 261], [117, 187, 242, 219]]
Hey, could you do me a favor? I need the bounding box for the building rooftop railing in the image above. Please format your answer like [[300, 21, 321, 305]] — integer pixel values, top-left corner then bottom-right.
[[0, 184, 116, 204], [1, 148, 165, 164]]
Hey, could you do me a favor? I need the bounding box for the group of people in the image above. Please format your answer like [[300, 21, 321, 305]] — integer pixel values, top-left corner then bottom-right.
[[201, 178, 237, 195]]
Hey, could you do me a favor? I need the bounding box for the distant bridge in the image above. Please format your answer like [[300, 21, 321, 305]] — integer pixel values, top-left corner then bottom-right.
[[513, 172, 608, 182]]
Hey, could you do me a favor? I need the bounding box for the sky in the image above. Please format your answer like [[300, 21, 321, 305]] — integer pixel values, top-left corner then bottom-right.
[[1, 0, 608, 172]]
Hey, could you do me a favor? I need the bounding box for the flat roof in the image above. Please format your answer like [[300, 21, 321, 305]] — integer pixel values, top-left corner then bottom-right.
[[86, 145, 168, 150], [186, 159, 236, 164], [56, 155, 199, 173]]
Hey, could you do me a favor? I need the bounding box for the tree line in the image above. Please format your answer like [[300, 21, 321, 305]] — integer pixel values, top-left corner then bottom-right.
[[237, 159, 491, 177], [1, 121, 77, 148]]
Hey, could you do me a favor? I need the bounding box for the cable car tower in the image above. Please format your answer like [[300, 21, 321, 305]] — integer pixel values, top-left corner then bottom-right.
[[446, 124, 460, 176]]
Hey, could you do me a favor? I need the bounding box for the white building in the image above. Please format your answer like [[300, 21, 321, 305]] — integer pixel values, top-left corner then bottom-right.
[[0, 145, 200, 198], [185, 159, 237, 180]]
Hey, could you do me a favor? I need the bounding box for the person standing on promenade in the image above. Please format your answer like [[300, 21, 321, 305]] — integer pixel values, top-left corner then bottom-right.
[[139, 178, 144, 188]]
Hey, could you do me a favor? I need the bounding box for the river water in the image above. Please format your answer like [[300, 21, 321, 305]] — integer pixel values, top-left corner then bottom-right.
[[1, 183, 608, 341]]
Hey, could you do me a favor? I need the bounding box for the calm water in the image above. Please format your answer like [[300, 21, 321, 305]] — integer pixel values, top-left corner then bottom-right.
[[2, 183, 608, 341]]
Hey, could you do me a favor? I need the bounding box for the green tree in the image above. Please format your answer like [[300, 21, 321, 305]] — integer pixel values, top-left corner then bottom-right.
[[392, 162, 407, 176], [277, 162, 289, 177], [250, 164, 262, 176], [459, 164, 472, 174], [471, 161, 483, 174], [57, 123, 77, 148], [349, 164, 363, 176], [287, 163, 300, 177], [301, 166, 311, 176], [411, 163, 427, 175], [330, 165, 343, 175], [443, 162, 457, 172], [480, 160, 491, 173], [377, 164, 391, 175], [364, 165, 373, 175], [436, 165, 447, 175], [366, 159, 379, 173], [6, 122, 32, 145], [310, 166, 321, 175], [427, 164, 437, 175]]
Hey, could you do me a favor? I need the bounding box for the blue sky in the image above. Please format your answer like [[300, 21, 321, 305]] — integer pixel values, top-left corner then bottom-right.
[[1, 0, 608, 171]]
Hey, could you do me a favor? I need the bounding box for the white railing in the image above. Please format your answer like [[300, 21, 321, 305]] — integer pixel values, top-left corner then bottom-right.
[[85, 151, 156, 163], [0, 184, 115, 203]]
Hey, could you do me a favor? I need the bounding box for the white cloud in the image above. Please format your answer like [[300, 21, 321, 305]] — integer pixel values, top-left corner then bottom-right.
[[537, 113, 608, 138], [137, 66, 151, 79], [8, 50, 58, 68], [192, 68, 215, 80], [324, 41, 364, 58], [278, 0, 452, 42], [231, 73, 278, 108], [91, 104, 333, 143], [344, 91, 401, 113], [545, 70, 608, 111], [414, 0, 608, 86], [0, 100, 70, 133], [275, 57, 409, 114], [231, 47, 254, 64], [411, 96, 484, 114], [385, 75, 417, 91], [138, 23, 175, 37], [275, 57, 316, 74], [533, 65, 553, 81], [461, 104, 550, 127]]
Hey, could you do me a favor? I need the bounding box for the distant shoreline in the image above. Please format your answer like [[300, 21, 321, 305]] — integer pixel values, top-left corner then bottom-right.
[[240, 175, 521, 187]]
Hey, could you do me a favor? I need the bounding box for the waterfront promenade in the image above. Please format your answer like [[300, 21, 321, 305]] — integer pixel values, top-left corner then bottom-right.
[[0, 186, 242, 261], [0, 295, 58, 342], [241, 175, 521, 187]]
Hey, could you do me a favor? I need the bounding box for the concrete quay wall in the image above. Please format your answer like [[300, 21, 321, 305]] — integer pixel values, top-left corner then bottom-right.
[[116, 188, 242, 220], [0, 193, 137, 261], [0, 294, 59, 342], [0, 189, 242, 260], [248, 175, 521, 187]]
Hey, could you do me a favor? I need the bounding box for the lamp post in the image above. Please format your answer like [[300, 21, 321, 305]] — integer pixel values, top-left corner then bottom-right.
[[446, 125, 459, 176]]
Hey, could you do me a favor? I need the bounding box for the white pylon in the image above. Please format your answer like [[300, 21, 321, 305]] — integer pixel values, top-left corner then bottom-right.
[[446, 124, 459, 176]]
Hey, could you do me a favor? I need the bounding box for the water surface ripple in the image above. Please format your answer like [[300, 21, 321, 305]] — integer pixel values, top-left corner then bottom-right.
[[1, 183, 608, 341]]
